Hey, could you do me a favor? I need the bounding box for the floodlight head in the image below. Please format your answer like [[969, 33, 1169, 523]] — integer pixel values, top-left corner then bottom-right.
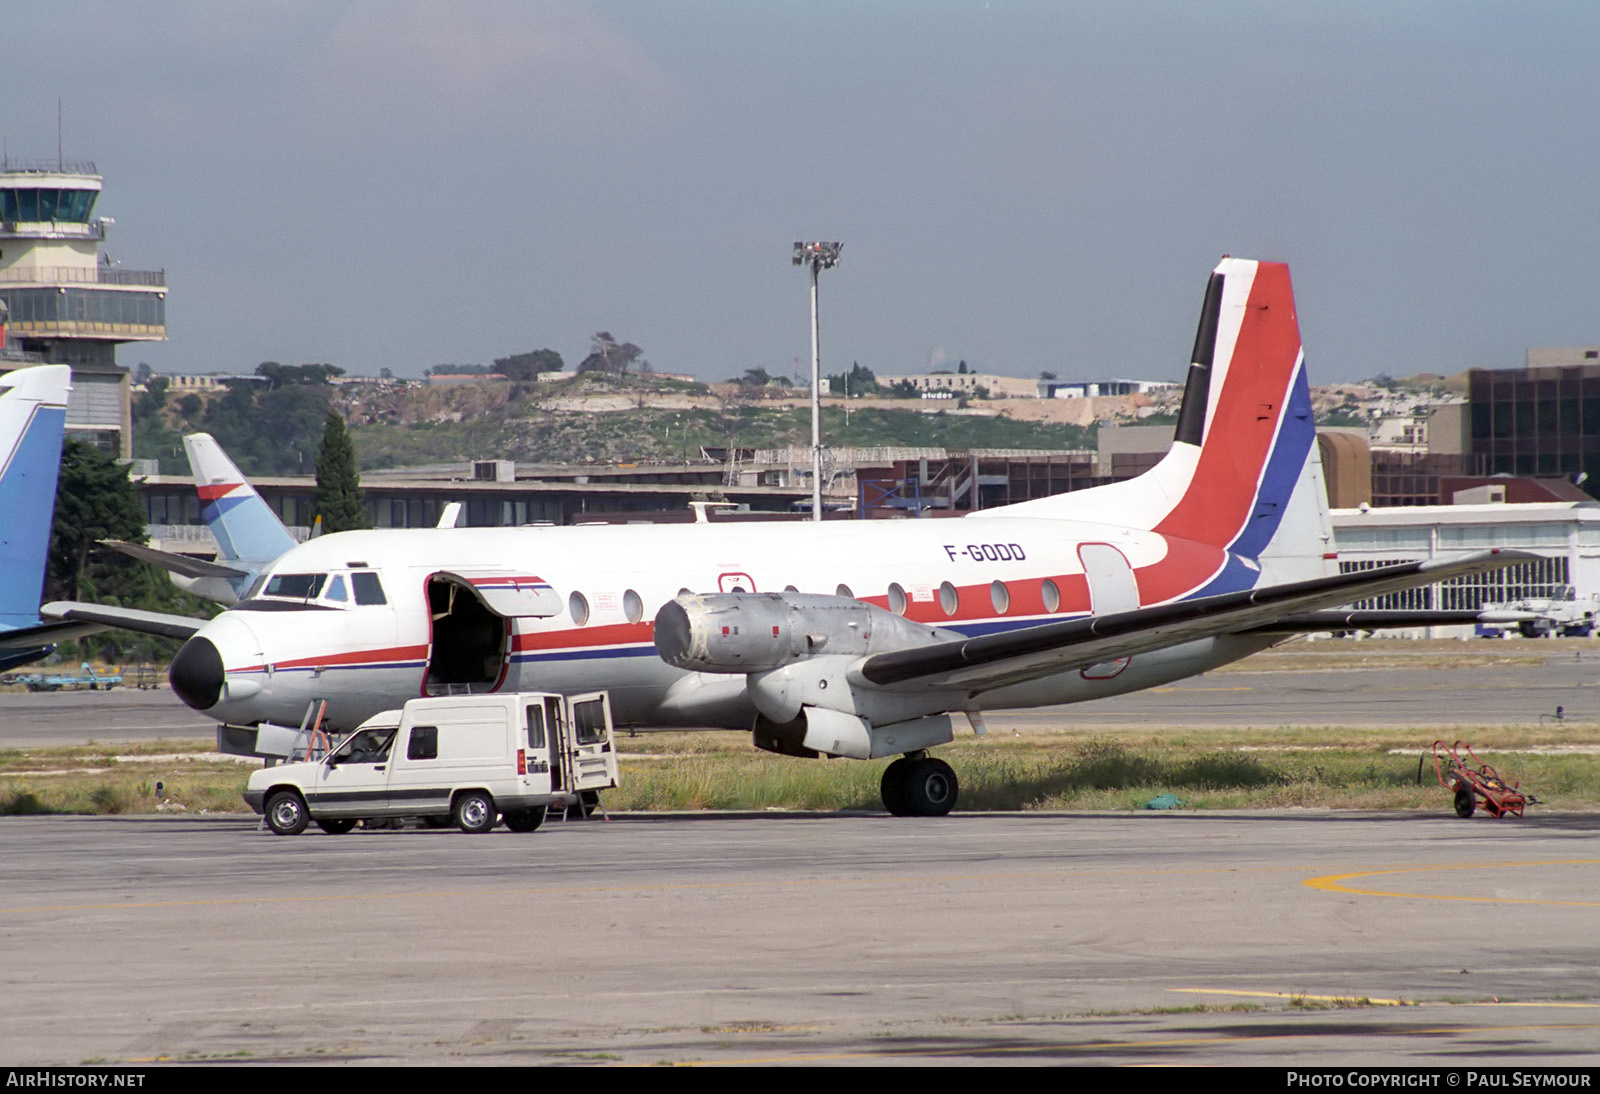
[[793, 241, 842, 269]]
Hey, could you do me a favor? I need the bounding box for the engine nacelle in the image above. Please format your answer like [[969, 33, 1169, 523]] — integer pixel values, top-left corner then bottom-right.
[[654, 591, 956, 674]]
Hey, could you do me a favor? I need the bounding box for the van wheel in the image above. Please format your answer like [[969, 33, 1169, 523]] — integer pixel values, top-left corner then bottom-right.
[[503, 806, 546, 833], [265, 791, 310, 836], [316, 818, 357, 835], [454, 791, 497, 833]]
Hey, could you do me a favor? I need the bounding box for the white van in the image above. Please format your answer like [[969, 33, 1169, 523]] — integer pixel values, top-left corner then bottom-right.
[[243, 691, 619, 835]]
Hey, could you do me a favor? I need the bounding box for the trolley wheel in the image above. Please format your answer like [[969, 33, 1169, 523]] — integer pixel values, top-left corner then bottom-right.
[[1453, 787, 1476, 818]]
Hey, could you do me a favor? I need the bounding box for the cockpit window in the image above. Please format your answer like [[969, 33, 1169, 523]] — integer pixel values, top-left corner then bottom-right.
[[325, 575, 349, 602], [351, 571, 387, 605], [262, 573, 327, 599]]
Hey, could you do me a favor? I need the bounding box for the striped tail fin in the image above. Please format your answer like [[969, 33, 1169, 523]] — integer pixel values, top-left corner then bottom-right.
[[982, 258, 1332, 584], [184, 433, 298, 564]]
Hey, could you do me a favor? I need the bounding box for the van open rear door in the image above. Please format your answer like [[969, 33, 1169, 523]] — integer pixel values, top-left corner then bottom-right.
[[564, 692, 619, 793]]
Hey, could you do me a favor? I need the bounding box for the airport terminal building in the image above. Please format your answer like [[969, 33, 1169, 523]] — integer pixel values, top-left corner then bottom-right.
[[1331, 501, 1600, 630]]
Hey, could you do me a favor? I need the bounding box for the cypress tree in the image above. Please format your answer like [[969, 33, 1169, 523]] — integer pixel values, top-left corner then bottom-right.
[[313, 412, 368, 533]]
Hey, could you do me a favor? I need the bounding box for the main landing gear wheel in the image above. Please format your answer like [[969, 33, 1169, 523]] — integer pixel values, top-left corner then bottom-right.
[[881, 755, 959, 817]]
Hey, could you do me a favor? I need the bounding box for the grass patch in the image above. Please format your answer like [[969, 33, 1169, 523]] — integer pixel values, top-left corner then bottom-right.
[[610, 733, 1600, 813], [0, 743, 252, 815], [2, 726, 1597, 817]]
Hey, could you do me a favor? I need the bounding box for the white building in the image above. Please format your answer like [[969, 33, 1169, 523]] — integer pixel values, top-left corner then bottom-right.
[[1331, 502, 1600, 633]]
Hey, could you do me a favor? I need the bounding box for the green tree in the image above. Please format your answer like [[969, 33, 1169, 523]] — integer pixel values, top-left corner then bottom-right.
[[494, 348, 564, 381], [825, 362, 879, 396], [44, 440, 217, 662], [256, 361, 345, 389], [46, 440, 151, 604], [313, 412, 368, 532]]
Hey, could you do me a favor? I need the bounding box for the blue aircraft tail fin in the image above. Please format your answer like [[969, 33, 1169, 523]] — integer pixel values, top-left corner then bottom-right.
[[0, 366, 71, 630]]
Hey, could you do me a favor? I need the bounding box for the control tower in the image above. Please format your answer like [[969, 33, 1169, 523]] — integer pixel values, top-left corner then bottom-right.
[[0, 159, 167, 457]]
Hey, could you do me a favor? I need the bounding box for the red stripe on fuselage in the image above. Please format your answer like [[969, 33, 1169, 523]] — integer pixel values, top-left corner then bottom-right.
[[230, 643, 431, 673], [1153, 262, 1301, 551]]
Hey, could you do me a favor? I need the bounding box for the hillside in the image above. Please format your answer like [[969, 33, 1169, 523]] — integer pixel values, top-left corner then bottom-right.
[[133, 374, 1100, 475], [131, 368, 1441, 476]]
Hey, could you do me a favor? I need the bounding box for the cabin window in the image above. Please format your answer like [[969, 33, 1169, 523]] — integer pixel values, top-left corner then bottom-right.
[[887, 582, 908, 616], [938, 581, 959, 616], [990, 580, 1011, 614], [569, 591, 590, 626], [352, 571, 387, 605], [1041, 578, 1061, 613], [622, 589, 644, 624]]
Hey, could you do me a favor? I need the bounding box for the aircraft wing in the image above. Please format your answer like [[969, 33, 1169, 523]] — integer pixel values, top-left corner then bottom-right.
[[99, 540, 250, 581], [1242, 608, 1535, 634], [857, 551, 1532, 693], [0, 618, 111, 649], [40, 601, 209, 641]]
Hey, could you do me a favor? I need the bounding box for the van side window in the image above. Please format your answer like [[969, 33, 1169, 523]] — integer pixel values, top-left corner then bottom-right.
[[352, 571, 388, 605], [525, 706, 546, 749], [407, 725, 438, 761]]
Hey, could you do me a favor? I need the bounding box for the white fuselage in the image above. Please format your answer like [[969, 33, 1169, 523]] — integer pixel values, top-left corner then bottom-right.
[[189, 513, 1278, 734]]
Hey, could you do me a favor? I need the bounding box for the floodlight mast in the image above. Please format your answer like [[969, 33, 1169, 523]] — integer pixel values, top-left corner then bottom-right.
[[793, 241, 841, 522]]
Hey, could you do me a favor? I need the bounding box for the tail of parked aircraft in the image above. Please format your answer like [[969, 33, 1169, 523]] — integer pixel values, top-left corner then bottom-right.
[[982, 257, 1333, 587], [102, 432, 300, 605], [0, 365, 70, 631], [185, 433, 298, 564]]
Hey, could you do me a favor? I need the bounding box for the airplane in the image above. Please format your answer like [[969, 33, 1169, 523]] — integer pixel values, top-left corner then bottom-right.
[[0, 364, 124, 670], [43, 258, 1530, 814], [102, 432, 299, 605]]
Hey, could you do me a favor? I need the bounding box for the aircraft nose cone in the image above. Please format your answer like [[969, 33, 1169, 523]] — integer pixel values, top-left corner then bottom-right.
[[169, 637, 224, 711]]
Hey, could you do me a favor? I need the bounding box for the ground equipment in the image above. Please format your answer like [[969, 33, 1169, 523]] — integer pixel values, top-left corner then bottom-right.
[[1426, 739, 1535, 819]]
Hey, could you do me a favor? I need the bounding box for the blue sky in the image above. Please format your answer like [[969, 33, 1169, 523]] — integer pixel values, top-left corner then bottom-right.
[[5, 1, 1596, 386]]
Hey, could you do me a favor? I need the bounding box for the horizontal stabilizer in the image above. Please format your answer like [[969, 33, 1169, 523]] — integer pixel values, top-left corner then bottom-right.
[[857, 551, 1532, 693], [0, 618, 111, 649], [40, 601, 209, 641], [99, 540, 250, 581]]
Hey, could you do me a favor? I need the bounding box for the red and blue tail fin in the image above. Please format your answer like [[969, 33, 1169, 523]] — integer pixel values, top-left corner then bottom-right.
[[985, 258, 1332, 585], [185, 432, 298, 565]]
